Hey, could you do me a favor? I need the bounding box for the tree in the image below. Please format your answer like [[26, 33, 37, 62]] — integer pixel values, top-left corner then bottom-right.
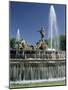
[[59, 35, 66, 50], [10, 38, 16, 49]]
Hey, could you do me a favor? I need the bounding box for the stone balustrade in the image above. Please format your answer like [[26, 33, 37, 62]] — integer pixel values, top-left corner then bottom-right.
[[10, 49, 65, 60]]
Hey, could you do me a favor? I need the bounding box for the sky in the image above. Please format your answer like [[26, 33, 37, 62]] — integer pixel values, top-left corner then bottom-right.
[[9, 1, 66, 45]]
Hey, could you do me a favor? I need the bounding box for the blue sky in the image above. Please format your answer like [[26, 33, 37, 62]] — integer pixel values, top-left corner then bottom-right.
[[9, 1, 66, 45]]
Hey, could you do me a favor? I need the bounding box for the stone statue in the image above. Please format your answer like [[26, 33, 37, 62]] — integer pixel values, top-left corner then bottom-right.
[[38, 26, 45, 41]]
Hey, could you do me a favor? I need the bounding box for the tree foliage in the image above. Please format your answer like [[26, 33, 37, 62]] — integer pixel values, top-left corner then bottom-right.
[[59, 35, 66, 50], [10, 38, 16, 49]]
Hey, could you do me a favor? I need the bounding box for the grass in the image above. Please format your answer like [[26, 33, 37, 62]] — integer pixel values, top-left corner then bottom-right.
[[10, 80, 66, 89]]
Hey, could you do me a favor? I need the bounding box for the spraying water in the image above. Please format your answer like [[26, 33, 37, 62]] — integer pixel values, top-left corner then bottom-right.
[[16, 28, 20, 42], [48, 5, 60, 50]]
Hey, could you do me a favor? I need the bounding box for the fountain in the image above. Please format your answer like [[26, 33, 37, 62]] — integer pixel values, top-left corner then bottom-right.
[[48, 5, 60, 50], [16, 28, 21, 49], [16, 28, 20, 42], [10, 61, 65, 82], [10, 5, 65, 88]]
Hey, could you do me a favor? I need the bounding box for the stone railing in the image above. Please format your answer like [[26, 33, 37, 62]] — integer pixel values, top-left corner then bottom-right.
[[10, 49, 65, 60]]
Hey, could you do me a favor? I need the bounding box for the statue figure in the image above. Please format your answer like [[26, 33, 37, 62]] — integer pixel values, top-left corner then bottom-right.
[[38, 26, 45, 41]]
